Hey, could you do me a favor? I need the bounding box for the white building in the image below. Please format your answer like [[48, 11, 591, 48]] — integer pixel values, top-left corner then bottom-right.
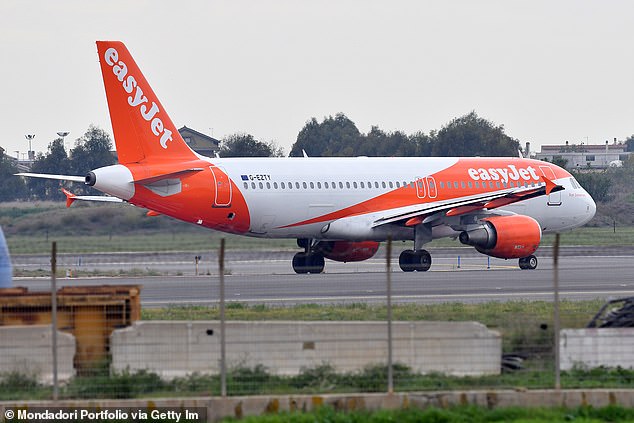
[[535, 139, 630, 169]]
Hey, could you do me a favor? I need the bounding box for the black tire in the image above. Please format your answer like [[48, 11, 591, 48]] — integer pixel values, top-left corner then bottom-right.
[[293, 252, 324, 274], [292, 252, 308, 274], [399, 249, 416, 272], [399, 249, 432, 272], [413, 250, 432, 272], [519, 255, 538, 270]]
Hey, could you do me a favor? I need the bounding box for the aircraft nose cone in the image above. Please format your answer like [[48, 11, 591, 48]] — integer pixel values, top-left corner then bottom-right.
[[580, 194, 597, 226], [587, 195, 597, 220]]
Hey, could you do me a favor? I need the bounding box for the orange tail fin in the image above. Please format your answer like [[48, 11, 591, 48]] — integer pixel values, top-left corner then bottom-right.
[[96, 41, 197, 164]]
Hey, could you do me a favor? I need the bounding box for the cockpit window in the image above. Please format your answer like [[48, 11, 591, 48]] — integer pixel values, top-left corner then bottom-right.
[[570, 177, 580, 189]]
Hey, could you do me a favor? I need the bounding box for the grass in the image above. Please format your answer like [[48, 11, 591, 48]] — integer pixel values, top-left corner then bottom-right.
[[222, 405, 634, 423], [5, 363, 634, 401]]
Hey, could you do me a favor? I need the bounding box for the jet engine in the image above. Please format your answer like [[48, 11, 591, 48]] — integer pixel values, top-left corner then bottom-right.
[[458, 215, 541, 259], [317, 241, 380, 262]]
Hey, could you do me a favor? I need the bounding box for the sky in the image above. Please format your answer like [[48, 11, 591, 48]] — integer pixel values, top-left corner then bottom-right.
[[1, 0, 633, 159]]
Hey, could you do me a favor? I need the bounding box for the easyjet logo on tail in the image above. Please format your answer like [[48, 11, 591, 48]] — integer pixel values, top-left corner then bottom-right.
[[103, 48, 173, 149], [467, 165, 539, 183]]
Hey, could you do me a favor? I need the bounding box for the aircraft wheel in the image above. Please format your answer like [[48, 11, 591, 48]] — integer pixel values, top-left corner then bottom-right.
[[519, 255, 538, 270], [399, 249, 416, 272], [292, 252, 308, 274], [399, 249, 432, 272], [292, 252, 324, 274], [413, 250, 432, 272]]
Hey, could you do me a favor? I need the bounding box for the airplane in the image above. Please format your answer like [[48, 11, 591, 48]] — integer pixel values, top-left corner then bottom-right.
[[18, 41, 597, 274]]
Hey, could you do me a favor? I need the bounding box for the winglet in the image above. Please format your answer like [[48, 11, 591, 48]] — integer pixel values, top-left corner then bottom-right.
[[61, 188, 76, 208]]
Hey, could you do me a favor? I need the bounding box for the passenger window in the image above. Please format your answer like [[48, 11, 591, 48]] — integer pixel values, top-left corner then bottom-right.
[[266, 182, 271, 189], [360, 182, 365, 188], [339, 182, 344, 189], [317, 182, 322, 189], [243, 182, 248, 189], [295, 182, 300, 189], [496, 182, 501, 188], [454, 182, 459, 188], [281, 182, 285, 189], [396, 182, 400, 188], [382, 182, 386, 188], [439, 181, 444, 189], [346, 182, 351, 189], [461, 181, 466, 189], [309, 182, 314, 189], [468, 181, 472, 188], [251, 182, 256, 189], [353, 182, 358, 189], [259, 182, 264, 189], [389, 182, 393, 188], [303, 182, 308, 189]]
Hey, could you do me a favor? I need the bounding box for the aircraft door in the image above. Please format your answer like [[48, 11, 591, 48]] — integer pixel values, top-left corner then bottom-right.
[[210, 166, 232, 207], [539, 166, 562, 206], [426, 176, 438, 198], [415, 177, 426, 199]]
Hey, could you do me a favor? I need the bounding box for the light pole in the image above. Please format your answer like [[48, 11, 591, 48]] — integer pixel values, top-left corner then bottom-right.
[[25, 134, 35, 161], [57, 131, 70, 151]]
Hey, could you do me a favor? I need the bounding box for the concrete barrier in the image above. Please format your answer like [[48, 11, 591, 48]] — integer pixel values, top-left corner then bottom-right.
[[0, 325, 75, 383], [110, 321, 500, 378], [561, 328, 634, 370]]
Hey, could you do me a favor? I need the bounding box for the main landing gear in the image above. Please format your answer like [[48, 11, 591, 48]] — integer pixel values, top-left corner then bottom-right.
[[398, 249, 432, 272], [292, 239, 325, 274], [518, 255, 538, 270]]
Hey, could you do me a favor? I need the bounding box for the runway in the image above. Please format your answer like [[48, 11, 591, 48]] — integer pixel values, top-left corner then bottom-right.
[[12, 247, 634, 307]]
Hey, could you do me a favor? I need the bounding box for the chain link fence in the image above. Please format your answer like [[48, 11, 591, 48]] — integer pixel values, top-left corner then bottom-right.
[[1, 234, 634, 401]]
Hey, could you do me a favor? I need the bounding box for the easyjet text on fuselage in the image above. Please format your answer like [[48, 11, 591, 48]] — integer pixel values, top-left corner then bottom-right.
[[467, 165, 540, 183]]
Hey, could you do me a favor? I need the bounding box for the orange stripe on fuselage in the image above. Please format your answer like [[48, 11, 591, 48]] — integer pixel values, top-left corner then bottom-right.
[[279, 158, 569, 229]]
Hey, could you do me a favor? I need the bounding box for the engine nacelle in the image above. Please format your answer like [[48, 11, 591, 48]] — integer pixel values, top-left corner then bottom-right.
[[317, 241, 380, 262], [459, 215, 541, 259]]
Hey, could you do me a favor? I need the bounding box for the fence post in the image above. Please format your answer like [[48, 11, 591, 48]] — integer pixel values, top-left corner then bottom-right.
[[218, 238, 227, 397], [51, 241, 58, 401], [386, 238, 393, 394], [553, 234, 561, 390]]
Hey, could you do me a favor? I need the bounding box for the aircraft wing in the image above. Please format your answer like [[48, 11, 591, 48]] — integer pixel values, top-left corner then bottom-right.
[[372, 177, 564, 228]]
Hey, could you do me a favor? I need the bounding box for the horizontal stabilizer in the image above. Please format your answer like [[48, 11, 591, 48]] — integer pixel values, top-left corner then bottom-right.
[[16, 173, 85, 183], [61, 188, 123, 208]]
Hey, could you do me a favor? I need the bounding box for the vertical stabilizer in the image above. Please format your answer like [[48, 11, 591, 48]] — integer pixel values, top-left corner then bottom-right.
[[96, 41, 197, 164]]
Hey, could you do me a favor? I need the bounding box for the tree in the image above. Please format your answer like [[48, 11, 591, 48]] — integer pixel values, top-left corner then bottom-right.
[[571, 170, 612, 203], [0, 154, 26, 201], [290, 113, 361, 157], [625, 135, 634, 152], [431, 111, 521, 157], [28, 138, 71, 200], [219, 133, 284, 157], [69, 126, 115, 175]]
